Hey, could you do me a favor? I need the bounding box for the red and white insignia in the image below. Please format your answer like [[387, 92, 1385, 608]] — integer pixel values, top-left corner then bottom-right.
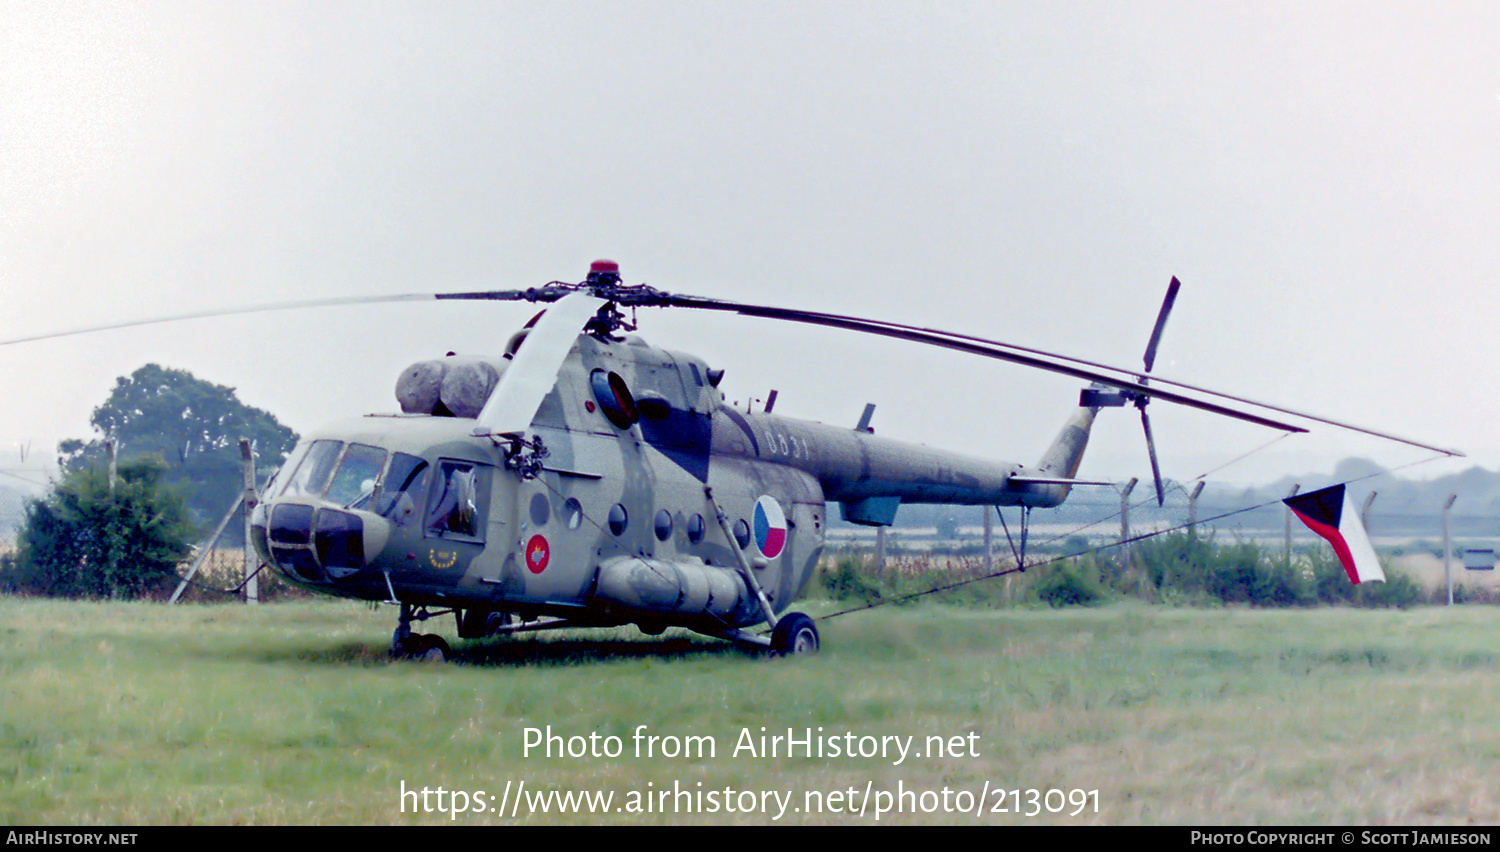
[[525, 534, 550, 574]]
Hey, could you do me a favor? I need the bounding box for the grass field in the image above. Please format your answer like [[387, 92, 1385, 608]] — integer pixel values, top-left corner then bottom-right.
[[3, 596, 1500, 825]]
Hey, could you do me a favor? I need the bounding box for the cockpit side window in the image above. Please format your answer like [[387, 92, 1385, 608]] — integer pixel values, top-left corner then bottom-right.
[[425, 460, 490, 541], [375, 452, 429, 527]]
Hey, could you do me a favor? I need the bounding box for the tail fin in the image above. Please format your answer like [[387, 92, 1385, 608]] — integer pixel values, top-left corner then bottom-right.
[[1008, 385, 1108, 506], [1035, 383, 1108, 478]]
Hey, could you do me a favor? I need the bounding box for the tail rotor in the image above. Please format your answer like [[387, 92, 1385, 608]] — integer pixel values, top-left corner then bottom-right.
[[1077, 276, 1180, 506], [1136, 277, 1180, 506]]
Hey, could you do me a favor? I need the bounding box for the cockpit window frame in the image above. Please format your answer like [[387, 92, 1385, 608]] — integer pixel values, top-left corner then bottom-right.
[[324, 443, 388, 510], [375, 452, 429, 528]]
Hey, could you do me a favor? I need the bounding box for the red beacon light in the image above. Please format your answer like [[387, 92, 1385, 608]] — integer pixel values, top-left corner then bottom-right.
[[587, 259, 621, 286]]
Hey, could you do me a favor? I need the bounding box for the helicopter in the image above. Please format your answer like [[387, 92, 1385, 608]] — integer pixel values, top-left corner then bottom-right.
[[3, 261, 1462, 660], [223, 261, 1457, 661]]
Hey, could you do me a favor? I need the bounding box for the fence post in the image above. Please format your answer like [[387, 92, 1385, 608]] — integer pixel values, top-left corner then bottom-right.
[[1188, 481, 1206, 538], [1119, 477, 1138, 573], [1443, 493, 1458, 606], [240, 439, 259, 605], [983, 505, 993, 573]]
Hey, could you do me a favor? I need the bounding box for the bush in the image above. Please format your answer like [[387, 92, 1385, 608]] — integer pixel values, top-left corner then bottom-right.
[[1307, 551, 1355, 605], [1137, 535, 1332, 607], [1, 458, 194, 599], [1034, 559, 1108, 607], [812, 534, 1424, 612], [1203, 540, 1271, 604], [1357, 568, 1421, 608], [1441, 582, 1496, 606], [819, 557, 886, 605]]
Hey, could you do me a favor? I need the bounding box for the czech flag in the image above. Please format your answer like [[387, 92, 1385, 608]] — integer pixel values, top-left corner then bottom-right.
[[1284, 484, 1384, 584]]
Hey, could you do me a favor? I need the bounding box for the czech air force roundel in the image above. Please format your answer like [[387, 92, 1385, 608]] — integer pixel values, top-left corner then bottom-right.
[[525, 534, 550, 574], [752, 495, 787, 559]]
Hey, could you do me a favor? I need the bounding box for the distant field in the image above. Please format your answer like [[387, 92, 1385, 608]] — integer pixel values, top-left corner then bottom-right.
[[4, 596, 1500, 825], [1390, 552, 1500, 595]]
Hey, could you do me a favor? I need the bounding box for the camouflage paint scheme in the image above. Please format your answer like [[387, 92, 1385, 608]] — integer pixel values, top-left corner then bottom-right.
[[252, 319, 1101, 646]]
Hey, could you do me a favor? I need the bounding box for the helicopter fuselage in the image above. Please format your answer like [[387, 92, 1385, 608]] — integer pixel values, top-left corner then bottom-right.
[[251, 329, 1095, 643]]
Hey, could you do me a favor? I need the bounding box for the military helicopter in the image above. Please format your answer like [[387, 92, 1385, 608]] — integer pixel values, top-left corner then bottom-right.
[[225, 261, 1460, 660], [4, 261, 1461, 660]]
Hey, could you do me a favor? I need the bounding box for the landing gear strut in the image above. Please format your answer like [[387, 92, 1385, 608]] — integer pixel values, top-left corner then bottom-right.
[[457, 607, 512, 639]]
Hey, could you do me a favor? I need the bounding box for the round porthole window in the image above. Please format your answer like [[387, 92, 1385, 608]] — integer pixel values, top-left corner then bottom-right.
[[608, 503, 629, 536], [686, 514, 705, 544], [733, 518, 750, 550], [654, 509, 673, 541], [529, 493, 550, 526]]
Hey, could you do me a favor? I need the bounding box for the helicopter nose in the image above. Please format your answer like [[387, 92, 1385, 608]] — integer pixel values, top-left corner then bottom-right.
[[253, 499, 392, 584]]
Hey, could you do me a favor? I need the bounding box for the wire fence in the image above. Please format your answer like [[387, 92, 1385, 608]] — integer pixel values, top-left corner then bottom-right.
[[0, 484, 310, 602], [0, 495, 26, 551], [165, 547, 310, 603], [3, 464, 1499, 605]]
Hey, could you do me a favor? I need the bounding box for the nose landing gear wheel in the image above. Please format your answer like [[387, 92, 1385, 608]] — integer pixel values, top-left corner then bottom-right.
[[393, 633, 450, 662], [770, 612, 819, 657]]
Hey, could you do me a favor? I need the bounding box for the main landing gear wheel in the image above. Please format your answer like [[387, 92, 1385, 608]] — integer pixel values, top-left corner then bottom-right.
[[771, 612, 819, 657]]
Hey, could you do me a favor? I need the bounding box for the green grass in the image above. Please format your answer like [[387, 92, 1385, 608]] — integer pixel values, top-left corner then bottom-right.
[[4, 597, 1500, 824]]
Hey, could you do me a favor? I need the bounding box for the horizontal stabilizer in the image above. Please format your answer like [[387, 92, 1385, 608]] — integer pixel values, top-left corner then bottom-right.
[[1007, 475, 1114, 487], [840, 496, 901, 527]]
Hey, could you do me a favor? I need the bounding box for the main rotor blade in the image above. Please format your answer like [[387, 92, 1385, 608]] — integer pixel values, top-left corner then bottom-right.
[[663, 295, 1305, 432], [1142, 276, 1180, 375], [472, 292, 605, 437], [1140, 279, 1174, 506], [0, 273, 1461, 459], [0, 293, 451, 347], [0, 283, 581, 348], [661, 295, 1462, 457]]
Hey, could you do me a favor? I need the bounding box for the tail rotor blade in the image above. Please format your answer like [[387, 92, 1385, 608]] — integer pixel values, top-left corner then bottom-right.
[[1141, 407, 1165, 507], [1139, 277, 1177, 505], [1142, 276, 1181, 375]]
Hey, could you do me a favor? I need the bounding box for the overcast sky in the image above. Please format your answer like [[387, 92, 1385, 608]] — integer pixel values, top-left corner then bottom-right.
[[2, 1, 1496, 498]]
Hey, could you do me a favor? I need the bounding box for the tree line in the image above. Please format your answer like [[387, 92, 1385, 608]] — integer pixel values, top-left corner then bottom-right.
[[0, 364, 297, 599]]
